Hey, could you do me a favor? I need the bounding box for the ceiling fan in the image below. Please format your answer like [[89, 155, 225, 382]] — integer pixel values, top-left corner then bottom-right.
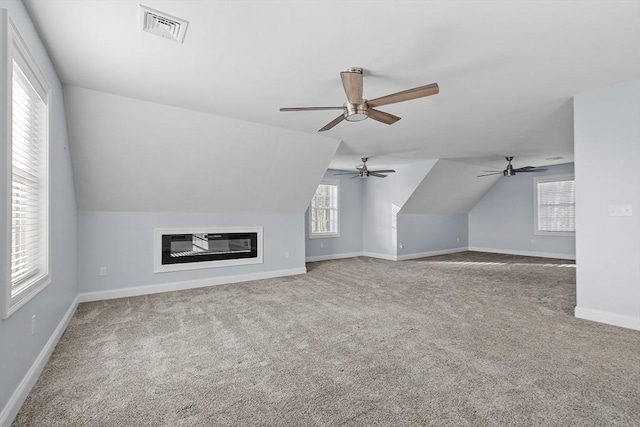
[[334, 157, 396, 179], [478, 156, 548, 177], [280, 67, 439, 132]]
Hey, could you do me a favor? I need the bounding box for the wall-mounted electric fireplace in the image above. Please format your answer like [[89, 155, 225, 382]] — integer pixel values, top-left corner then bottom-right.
[[154, 227, 263, 273]]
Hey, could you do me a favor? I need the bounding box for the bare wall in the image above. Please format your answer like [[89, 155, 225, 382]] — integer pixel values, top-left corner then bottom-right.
[[305, 170, 363, 260], [574, 79, 640, 329], [78, 212, 306, 296], [0, 0, 78, 420], [468, 163, 576, 259]]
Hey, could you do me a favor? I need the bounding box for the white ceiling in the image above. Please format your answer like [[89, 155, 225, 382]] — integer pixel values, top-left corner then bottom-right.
[[63, 86, 340, 212], [401, 160, 501, 215], [24, 0, 640, 171]]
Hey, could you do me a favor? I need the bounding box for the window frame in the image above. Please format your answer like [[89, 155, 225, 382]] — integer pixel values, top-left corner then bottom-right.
[[309, 180, 340, 239], [533, 173, 575, 237], [3, 12, 52, 319]]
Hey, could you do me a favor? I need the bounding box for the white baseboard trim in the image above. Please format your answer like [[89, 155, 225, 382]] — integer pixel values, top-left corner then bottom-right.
[[309, 248, 469, 262], [396, 247, 468, 261], [305, 252, 363, 262], [77, 267, 307, 303], [362, 251, 398, 261], [468, 247, 576, 260], [0, 295, 79, 427], [575, 306, 640, 331]]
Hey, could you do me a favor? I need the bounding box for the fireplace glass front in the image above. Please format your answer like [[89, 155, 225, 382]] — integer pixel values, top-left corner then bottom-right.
[[161, 232, 259, 266]]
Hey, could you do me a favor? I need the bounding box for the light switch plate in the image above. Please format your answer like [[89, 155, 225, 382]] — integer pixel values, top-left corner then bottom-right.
[[608, 204, 632, 217]]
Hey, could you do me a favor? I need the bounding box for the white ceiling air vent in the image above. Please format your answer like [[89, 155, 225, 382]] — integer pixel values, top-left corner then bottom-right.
[[140, 5, 188, 44]]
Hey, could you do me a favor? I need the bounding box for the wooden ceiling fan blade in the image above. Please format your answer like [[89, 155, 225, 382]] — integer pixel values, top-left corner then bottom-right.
[[369, 169, 396, 174], [369, 172, 388, 178], [318, 114, 346, 132], [340, 71, 363, 104], [280, 106, 345, 112], [368, 108, 401, 125], [367, 83, 439, 107], [477, 172, 502, 177], [333, 172, 359, 176], [514, 168, 548, 173]]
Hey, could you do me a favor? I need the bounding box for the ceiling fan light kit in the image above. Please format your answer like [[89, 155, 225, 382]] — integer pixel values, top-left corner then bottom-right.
[[280, 67, 439, 132], [344, 102, 368, 122], [477, 156, 548, 178]]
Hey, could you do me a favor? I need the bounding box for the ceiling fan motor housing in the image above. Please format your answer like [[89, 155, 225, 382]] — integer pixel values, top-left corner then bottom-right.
[[504, 156, 515, 176]]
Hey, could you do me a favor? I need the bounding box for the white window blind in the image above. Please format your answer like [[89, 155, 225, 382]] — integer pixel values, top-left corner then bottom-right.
[[4, 13, 51, 318], [536, 177, 575, 233], [11, 60, 47, 293], [310, 182, 339, 237]]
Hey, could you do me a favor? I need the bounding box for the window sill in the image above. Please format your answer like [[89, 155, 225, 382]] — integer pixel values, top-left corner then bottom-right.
[[534, 230, 575, 237], [3, 276, 51, 319], [309, 233, 341, 239]]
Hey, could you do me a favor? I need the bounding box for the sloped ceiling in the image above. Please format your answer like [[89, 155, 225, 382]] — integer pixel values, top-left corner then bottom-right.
[[64, 86, 340, 212], [23, 0, 640, 171], [401, 160, 501, 214]]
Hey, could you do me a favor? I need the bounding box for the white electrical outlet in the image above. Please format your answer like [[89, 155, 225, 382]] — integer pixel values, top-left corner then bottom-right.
[[456, 237, 460, 242], [99, 267, 107, 276], [399, 243, 404, 249], [285, 251, 289, 259], [31, 315, 36, 335]]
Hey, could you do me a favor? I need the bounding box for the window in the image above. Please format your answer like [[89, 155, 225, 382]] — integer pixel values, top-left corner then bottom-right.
[[3, 14, 51, 318], [534, 174, 575, 236], [309, 181, 339, 238]]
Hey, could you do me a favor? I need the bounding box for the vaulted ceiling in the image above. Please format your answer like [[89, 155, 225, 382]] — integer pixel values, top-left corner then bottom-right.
[[24, 0, 639, 173], [63, 86, 340, 212]]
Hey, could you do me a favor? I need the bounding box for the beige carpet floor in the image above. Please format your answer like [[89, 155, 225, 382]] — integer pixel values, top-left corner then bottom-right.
[[13, 252, 640, 426]]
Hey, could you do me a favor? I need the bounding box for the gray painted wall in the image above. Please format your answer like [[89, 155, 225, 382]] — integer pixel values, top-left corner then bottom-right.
[[78, 212, 305, 294], [0, 0, 78, 415], [574, 80, 640, 324], [362, 174, 394, 256], [469, 163, 576, 258], [397, 214, 468, 257], [309, 162, 472, 260], [305, 170, 363, 259], [363, 160, 437, 257]]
